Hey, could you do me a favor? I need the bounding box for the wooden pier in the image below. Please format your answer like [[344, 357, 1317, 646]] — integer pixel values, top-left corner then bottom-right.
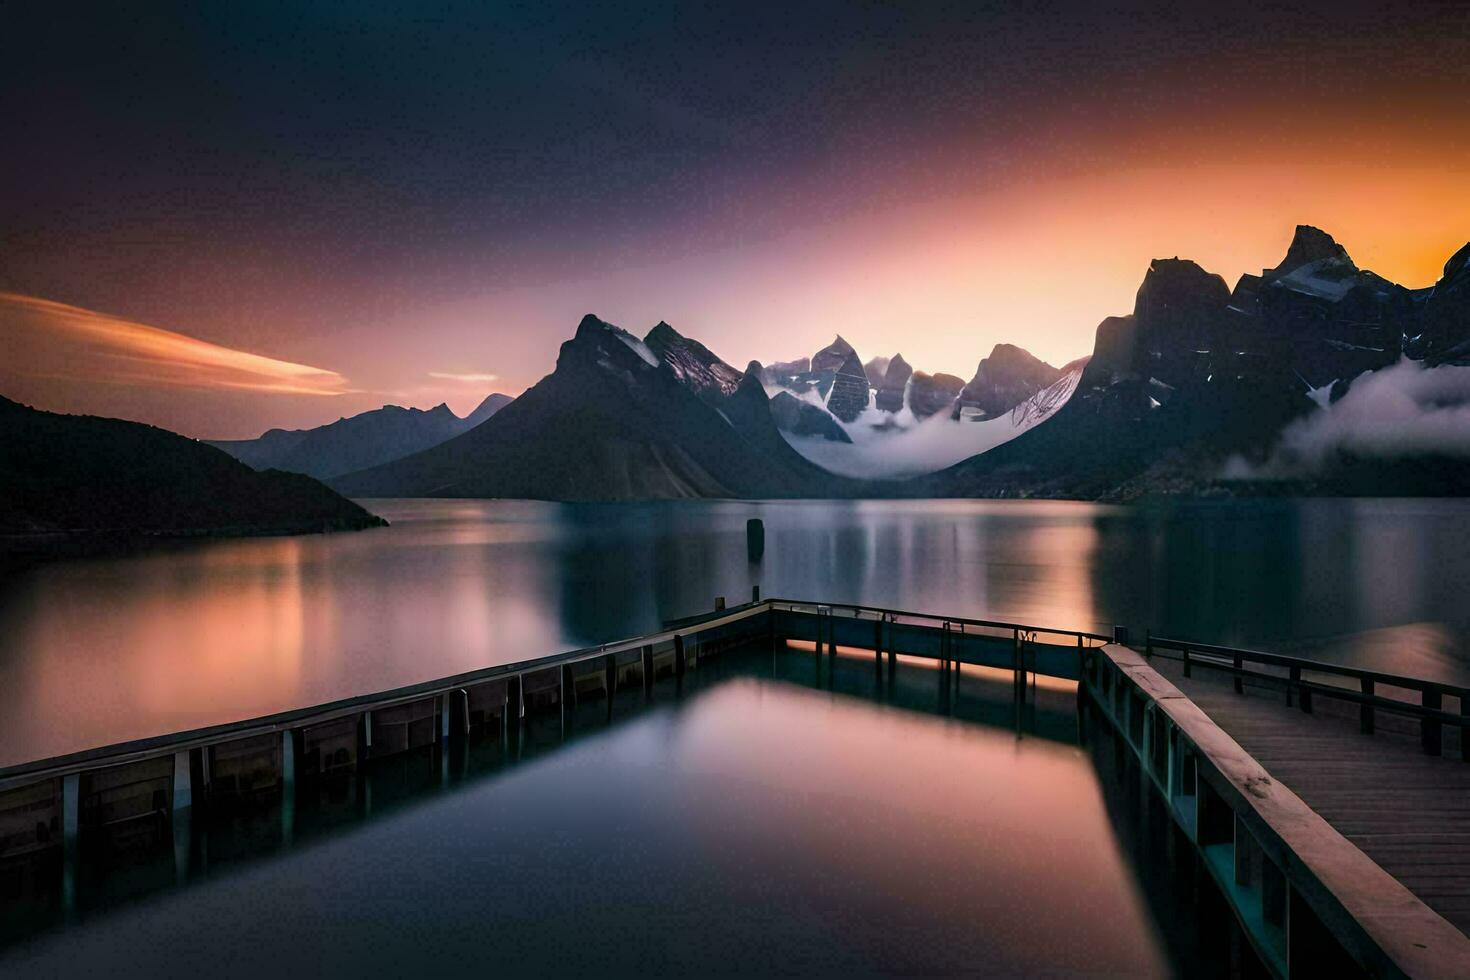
[[1085, 638, 1470, 979], [3, 598, 1469, 977]]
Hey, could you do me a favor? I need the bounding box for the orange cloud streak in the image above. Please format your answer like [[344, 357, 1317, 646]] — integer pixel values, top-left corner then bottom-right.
[[0, 292, 350, 397]]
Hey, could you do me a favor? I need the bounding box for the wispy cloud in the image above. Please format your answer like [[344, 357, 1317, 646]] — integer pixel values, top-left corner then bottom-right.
[[428, 371, 499, 383], [1223, 358, 1470, 478], [0, 292, 350, 396]]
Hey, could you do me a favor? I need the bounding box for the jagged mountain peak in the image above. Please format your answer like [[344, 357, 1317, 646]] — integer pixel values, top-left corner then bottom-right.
[[956, 343, 1062, 420], [812, 334, 859, 373], [563, 313, 660, 372], [1439, 242, 1470, 286], [1267, 225, 1355, 279], [863, 355, 892, 386], [1135, 258, 1231, 317], [643, 320, 743, 397]]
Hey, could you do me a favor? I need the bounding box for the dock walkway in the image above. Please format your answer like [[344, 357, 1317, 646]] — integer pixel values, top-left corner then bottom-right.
[[1152, 655, 1470, 937]]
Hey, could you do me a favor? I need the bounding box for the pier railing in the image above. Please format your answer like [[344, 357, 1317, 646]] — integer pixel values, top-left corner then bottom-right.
[[766, 598, 1113, 644], [1146, 634, 1470, 759]]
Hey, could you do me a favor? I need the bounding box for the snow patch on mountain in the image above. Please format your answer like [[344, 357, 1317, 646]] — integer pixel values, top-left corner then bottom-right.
[[613, 328, 660, 367]]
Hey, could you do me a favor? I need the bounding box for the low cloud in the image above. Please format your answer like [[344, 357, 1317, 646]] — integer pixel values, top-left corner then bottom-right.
[[0, 292, 350, 396], [1228, 359, 1470, 477]]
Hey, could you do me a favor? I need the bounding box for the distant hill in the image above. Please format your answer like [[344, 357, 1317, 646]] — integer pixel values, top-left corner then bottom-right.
[[209, 392, 513, 479], [331, 316, 848, 500], [0, 396, 385, 545]]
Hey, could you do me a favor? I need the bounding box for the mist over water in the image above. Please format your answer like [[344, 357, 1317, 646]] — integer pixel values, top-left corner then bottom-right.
[[2, 496, 1469, 765]]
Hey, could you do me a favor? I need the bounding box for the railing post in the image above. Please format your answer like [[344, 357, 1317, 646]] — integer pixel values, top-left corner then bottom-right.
[[873, 618, 882, 682], [1233, 653, 1243, 694], [1287, 665, 1298, 707], [1423, 689, 1443, 756], [1361, 678, 1375, 734], [885, 615, 896, 683], [1012, 628, 1023, 723], [1183, 645, 1191, 679], [1144, 629, 1152, 658]]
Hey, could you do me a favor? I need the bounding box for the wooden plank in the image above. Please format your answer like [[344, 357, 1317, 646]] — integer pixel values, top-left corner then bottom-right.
[[1153, 655, 1470, 940]]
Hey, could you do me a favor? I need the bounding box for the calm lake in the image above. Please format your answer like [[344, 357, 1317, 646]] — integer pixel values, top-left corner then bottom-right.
[[3, 496, 1468, 766], [3, 641, 1245, 976], [10, 495, 1463, 975]]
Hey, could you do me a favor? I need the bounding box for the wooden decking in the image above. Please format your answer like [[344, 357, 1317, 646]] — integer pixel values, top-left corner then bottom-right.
[[1152, 655, 1470, 937]]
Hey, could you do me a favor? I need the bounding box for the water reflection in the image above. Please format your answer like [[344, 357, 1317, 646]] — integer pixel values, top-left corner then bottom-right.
[[0, 646, 1252, 977], [2, 497, 1470, 765]]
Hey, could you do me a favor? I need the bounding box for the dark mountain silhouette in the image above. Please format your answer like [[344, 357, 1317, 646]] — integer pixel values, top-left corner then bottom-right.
[[331, 316, 847, 500], [461, 392, 515, 429], [826, 351, 871, 422], [928, 227, 1470, 500], [874, 354, 911, 413], [770, 391, 851, 442], [811, 335, 859, 374], [1419, 241, 1470, 363], [210, 393, 513, 480], [954, 345, 1062, 420], [644, 321, 743, 400], [1231, 225, 1415, 390], [0, 396, 384, 543], [909, 372, 966, 418], [863, 356, 892, 388]]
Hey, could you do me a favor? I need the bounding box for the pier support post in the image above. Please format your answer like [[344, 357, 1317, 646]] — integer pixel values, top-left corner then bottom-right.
[[1233, 813, 1255, 888], [281, 730, 295, 847], [172, 749, 193, 811], [674, 634, 686, 678], [172, 749, 193, 882], [873, 619, 883, 686], [605, 655, 616, 723], [560, 665, 571, 738], [1361, 678, 1375, 734], [61, 772, 79, 921], [1423, 690, 1443, 756], [1461, 696, 1469, 762]]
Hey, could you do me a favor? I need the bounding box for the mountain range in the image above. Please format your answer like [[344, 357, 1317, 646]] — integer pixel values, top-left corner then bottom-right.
[[332, 316, 850, 500], [7, 224, 1468, 527], [323, 224, 1470, 501], [208, 392, 512, 479], [929, 226, 1470, 499]]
